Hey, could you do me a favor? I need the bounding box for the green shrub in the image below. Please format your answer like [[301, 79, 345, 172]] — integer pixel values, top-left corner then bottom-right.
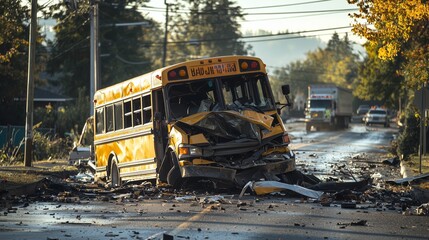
[[33, 131, 72, 161], [0, 128, 73, 165], [395, 106, 420, 159], [34, 87, 90, 137]]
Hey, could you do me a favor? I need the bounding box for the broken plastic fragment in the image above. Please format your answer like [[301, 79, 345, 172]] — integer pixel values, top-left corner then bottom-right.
[[251, 181, 324, 199]]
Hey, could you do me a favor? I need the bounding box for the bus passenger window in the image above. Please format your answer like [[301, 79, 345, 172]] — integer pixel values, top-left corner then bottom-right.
[[133, 97, 142, 126], [114, 102, 123, 130], [106, 105, 114, 132], [142, 95, 151, 124], [124, 100, 132, 128], [95, 108, 105, 134]]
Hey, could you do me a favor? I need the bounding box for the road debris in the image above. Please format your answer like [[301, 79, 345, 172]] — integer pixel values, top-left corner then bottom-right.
[[175, 195, 198, 202], [382, 157, 400, 166], [69, 171, 94, 183], [249, 181, 324, 199], [415, 203, 429, 216], [337, 220, 368, 227], [340, 202, 357, 209], [309, 178, 371, 192], [387, 173, 429, 185], [199, 195, 233, 204]]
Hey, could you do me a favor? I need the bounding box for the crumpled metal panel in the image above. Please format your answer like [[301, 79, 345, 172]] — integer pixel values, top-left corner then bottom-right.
[[178, 110, 273, 130], [175, 111, 272, 142]]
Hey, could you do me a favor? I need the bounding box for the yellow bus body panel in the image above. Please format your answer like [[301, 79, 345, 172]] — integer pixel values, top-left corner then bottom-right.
[[92, 55, 293, 185], [94, 125, 156, 180]]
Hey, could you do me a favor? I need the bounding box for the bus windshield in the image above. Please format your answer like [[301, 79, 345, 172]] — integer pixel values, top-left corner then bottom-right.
[[167, 73, 275, 120]]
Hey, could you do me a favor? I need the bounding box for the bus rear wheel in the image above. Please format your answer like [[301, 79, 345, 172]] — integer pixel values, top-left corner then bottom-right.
[[110, 162, 121, 187]]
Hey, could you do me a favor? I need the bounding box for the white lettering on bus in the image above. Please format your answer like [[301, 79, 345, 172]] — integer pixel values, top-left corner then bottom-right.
[[190, 63, 237, 77]]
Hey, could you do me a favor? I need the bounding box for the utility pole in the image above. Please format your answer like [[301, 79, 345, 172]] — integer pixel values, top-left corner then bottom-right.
[[90, 0, 100, 116], [24, 0, 38, 167], [162, 0, 170, 67]]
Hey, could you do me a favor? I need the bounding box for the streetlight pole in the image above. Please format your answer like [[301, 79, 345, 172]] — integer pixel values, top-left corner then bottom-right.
[[24, 0, 38, 167], [162, 0, 170, 67], [90, 0, 100, 116]]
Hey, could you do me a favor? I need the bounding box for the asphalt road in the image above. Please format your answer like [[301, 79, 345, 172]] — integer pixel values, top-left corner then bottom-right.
[[1, 122, 428, 240]]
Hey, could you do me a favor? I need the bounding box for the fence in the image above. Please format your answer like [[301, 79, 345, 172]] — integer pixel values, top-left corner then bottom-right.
[[0, 126, 54, 148]]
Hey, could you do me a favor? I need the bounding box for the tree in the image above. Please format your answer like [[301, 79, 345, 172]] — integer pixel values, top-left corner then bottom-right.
[[349, 0, 429, 88], [46, 0, 163, 98], [0, 0, 28, 63], [271, 33, 360, 102], [168, 0, 249, 64], [353, 42, 404, 107], [0, 0, 46, 125]]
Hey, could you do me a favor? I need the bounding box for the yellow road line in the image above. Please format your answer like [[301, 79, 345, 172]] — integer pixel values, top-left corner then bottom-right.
[[168, 205, 212, 236]]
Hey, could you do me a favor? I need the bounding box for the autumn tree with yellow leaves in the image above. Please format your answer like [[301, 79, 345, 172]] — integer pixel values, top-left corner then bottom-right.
[[349, 0, 429, 158], [348, 0, 429, 88]]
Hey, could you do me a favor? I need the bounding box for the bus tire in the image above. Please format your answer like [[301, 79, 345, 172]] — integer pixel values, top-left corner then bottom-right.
[[167, 152, 183, 189], [110, 161, 121, 187]]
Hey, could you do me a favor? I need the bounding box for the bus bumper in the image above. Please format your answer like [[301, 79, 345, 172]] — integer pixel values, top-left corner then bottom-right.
[[181, 165, 237, 182], [180, 157, 296, 187]]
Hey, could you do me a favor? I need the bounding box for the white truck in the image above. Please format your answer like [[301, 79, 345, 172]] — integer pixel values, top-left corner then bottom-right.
[[305, 85, 353, 131]]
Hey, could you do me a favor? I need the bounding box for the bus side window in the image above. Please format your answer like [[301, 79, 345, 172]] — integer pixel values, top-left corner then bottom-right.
[[114, 102, 123, 130], [133, 97, 142, 126], [106, 105, 114, 132], [142, 95, 152, 124], [124, 100, 132, 128], [95, 107, 105, 134]]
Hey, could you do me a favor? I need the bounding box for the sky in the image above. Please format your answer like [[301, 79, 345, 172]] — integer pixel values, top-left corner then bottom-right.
[[145, 0, 365, 45], [36, 0, 366, 68]]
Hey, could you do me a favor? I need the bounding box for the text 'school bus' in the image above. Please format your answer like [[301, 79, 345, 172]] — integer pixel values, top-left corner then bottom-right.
[[93, 55, 295, 188]]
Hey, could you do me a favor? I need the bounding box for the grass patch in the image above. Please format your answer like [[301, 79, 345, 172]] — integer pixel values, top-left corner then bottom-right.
[[405, 155, 429, 174], [404, 155, 429, 190], [0, 159, 78, 190]]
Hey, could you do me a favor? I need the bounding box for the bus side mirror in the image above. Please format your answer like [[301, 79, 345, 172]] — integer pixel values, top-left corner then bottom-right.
[[282, 85, 292, 107], [281, 85, 290, 95]]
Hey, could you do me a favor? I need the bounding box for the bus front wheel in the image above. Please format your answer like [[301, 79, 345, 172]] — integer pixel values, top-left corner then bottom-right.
[[167, 152, 183, 189], [110, 162, 121, 187]]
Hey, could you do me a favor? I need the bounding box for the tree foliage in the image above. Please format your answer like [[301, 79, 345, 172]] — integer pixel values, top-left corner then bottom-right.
[[354, 42, 404, 107], [168, 0, 249, 64], [46, 0, 162, 98], [349, 0, 429, 88], [0, 0, 29, 63], [271, 33, 359, 101], [0, 0, 46, 125]]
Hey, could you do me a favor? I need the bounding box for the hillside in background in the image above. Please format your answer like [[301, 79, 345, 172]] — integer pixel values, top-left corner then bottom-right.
[[244, 30, 365, 74], [243, 30, 325, 73]]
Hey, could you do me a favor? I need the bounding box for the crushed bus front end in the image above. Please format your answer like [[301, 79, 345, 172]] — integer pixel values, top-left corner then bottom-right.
[[157, 56, 295, 188], [169, 111, 295, 187]]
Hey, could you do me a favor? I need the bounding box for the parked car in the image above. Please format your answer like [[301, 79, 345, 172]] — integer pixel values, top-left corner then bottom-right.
[[356, 105, 370, 115], [363, 108, 390, 127]]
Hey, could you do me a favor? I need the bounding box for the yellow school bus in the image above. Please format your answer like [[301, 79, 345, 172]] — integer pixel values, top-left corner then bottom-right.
[[93, 55, 295, 188]]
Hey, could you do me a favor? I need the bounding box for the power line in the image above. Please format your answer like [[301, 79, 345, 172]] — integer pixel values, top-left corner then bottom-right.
[[244, 31, 351, 44], [141, 0, 334, 11], [158, 26, 352, 45], [242, 0, 334, 10], [50, 36, 90, 60], [115, 55, 151, 65], [138, 6, 358, 16], [242, 8, 358, 16], [168, 11, 349, 28], [241, 11, 348, 22]]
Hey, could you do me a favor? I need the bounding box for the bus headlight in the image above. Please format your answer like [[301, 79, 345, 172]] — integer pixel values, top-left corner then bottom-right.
[[282, 133, 291, 145], [178, 145, 202, 159]]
